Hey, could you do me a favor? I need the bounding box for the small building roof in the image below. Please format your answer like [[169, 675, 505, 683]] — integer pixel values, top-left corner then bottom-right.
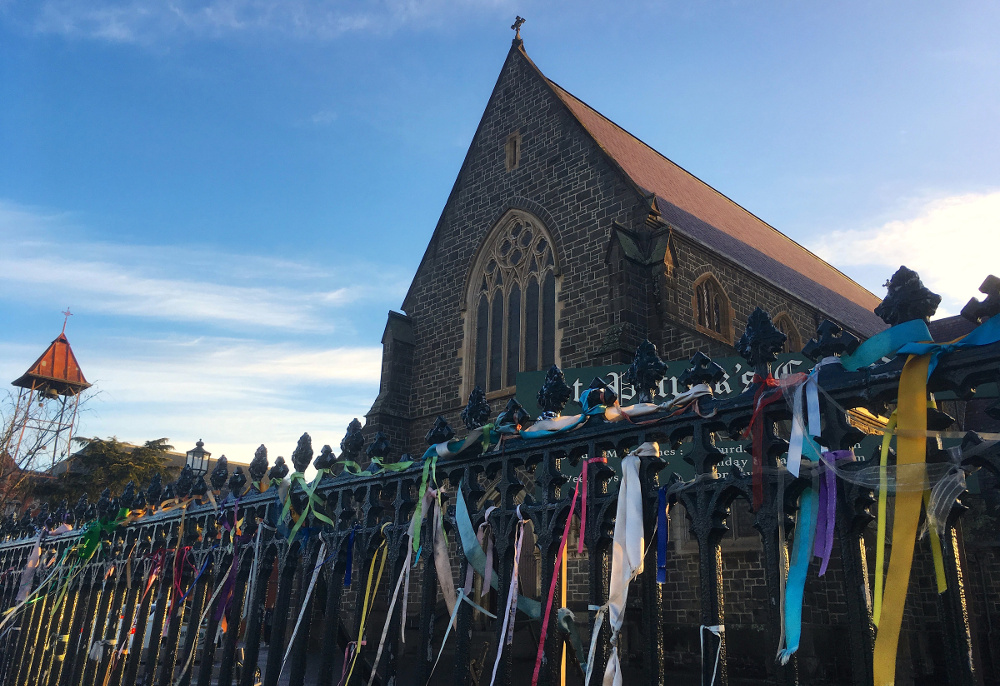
[[12, 333, 91, 396]]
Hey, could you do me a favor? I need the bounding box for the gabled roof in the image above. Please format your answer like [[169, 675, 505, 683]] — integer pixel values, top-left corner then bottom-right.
[[12, 333, 91, 396], [520, 48, 885, 336]]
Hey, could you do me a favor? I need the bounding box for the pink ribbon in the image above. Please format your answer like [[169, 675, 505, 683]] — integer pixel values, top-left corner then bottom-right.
[[531, 478, 582, 686]]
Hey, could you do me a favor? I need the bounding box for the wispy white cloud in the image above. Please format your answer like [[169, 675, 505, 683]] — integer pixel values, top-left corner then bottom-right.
[[11, 0, 513, 44], [0, 200, 407, 331], [810, 191, 1000, 315]]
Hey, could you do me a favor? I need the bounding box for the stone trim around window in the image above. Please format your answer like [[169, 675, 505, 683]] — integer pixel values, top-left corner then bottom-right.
[[462, 209, 560, 398], [772, 311, 803, 353], [691, 271, 734, 344]]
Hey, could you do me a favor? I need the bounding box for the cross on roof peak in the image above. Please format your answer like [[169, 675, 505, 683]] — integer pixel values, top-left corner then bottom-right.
[[61, 307, 73, 334], [511, 16, 525, 43]]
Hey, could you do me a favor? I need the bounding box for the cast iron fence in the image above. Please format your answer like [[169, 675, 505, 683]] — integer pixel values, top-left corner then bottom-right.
[[0, 266, 998, 686]]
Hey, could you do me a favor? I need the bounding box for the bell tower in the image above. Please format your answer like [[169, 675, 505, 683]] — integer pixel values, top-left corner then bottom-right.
[[5, 311, 91, 474]]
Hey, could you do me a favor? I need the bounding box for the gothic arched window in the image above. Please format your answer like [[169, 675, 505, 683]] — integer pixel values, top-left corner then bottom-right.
[[773, 312, 803, 353], [692, 272, 733, 343], [466, 211, 559, 394]]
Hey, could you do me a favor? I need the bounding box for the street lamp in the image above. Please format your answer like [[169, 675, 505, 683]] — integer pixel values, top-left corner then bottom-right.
[[185, 439, 212, 477]]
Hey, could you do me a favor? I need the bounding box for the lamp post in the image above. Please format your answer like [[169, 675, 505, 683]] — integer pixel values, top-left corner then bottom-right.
[[185, 439, 212, 477]]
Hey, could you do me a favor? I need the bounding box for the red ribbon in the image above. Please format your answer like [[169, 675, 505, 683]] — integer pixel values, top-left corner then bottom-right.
[[743, 373, 808, 509]]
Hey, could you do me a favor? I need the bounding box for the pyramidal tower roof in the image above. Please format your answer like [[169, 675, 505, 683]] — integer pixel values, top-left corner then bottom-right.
[[12, 332, 91, 396]]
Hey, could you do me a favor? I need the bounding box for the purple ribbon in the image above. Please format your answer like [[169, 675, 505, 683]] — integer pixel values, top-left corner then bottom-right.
[[814, 450, 853, 576], [214, 500, 241, 623], [344, 526, 357, 587]]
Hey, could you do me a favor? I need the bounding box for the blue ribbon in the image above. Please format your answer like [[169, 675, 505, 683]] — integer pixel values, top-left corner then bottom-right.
[[657, 487, 668, 584], [898, 313, 1000, 378], [778, 486, 818, 665], [344, 526, 357, 587], [838, 319, 932, 372]]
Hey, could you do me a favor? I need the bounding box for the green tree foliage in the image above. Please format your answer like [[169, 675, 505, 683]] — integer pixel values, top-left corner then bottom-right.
[[36, 437, 179, 502]]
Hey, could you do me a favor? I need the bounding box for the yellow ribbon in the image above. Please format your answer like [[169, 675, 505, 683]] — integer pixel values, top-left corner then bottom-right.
[[873, 411, 896, 626], [344, 523, 390, 686], [873, 354, 929, 686]]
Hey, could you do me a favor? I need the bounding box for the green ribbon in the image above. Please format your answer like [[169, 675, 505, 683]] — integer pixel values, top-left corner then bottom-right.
[[370, 457, 415, 472], [281, 471, 335, 542], [410, 449, 438, 553]]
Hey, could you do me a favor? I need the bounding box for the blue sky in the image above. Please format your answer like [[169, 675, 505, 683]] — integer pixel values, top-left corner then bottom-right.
[[1, 0, 998, 465]]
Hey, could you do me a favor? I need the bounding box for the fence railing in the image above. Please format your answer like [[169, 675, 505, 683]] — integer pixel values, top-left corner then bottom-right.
[[0, 267, 998, 686]]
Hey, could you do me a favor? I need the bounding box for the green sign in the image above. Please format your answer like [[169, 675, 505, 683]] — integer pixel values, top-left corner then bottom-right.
[[515, 354, 812, 418]]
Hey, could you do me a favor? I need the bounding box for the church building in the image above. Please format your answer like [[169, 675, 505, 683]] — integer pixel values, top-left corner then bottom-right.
[[364, 34, 883, 453]]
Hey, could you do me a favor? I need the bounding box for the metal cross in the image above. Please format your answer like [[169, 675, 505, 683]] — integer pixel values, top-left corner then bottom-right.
[[61, 307, 73, 333], [511, 16, 525, 39]]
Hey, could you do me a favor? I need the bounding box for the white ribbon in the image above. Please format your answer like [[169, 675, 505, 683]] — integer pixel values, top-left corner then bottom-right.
[[700, 624, 724, 686], [787, 359, 835, 476], [279, 541, 327, 676], [489, 506, 528, 686], [602, 449, 646, 686]]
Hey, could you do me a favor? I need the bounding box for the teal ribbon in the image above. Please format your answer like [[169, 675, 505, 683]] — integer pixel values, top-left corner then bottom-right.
[[519, 389, 606, 439], [778, 486, 817, 665], [838, 319, 932, 372], [455, 482, 540, 619], [898, 313, 1000, 378]]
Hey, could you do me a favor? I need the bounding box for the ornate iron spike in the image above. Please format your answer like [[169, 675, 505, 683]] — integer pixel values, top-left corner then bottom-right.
[[53, 500, 67, 526], [366, 432, 392, 461], [191, 477, 208, 497], [314, 445, 336, 470], [132, 490, 146, 510], [340, 419, 365, 460], [146, 473, 162, 505], [119, 481, 136, 510], [228, 467, 247, 495], [34, 502, 49, 527], [425, 416, 456, 446], [461, 387, 491, 430], [210, 455, 230, 491], [802, 320, 860, 361], [536, 365, 573, 417], [585, 376, 618, 407], [496, 398, 529, 431], [623, 339, 668, 404], [961, 274, 1000, 324], [96, 489, 112, 519], [74, 494, 89, 521], [737, 307, 786, 377], [291, 433, 313, 473], [248, 446, 268, 483], [161, 484, 175, 502], [174, 464, 195, 498], [269, 456, 289, 482], [874, 265, 941, 325], [678, 351, 725, 389]]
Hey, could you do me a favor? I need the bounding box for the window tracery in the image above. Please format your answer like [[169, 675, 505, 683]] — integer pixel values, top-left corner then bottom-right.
[[468, 212, 558, 393], [692, 272, 733, 342], [773, 312, 803, 353]]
